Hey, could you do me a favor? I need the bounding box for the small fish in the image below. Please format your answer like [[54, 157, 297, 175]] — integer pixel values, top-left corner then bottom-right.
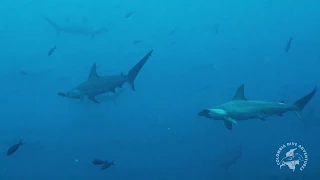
[[7, 140, 23, 156], [133, 40, 142, 44], [92, 159, 107, 165], [285, 37, 293, 52], [125, 12, 134, 19], [101, 160, 115, 170], [48, 45, 57, 56]]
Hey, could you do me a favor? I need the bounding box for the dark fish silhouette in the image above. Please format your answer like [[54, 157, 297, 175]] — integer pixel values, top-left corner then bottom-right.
[[92, 159, 106, 165], [133, 40, 142, 44], [125, 12, 134, 19], [217, 142, 242, 172], [285, 37, 293, 52], [48, 45, 57, 56], [7, 140, 23, 156], [101, 160, 115, 170]]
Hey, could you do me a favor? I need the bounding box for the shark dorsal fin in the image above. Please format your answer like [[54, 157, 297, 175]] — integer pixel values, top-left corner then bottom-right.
[[88, 63, 99, 79], [232, 84, 247, 100]]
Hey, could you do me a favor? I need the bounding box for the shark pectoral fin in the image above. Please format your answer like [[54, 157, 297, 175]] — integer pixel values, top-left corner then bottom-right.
[[223, 120, 232, 130], [225, 117, 237, 124], [89, 96, 100, 104]]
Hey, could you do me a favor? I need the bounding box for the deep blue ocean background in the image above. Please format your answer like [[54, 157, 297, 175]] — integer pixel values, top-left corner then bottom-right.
[[0, 0, 319, 179]]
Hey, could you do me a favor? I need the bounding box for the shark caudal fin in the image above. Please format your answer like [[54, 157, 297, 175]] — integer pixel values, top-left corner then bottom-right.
[[44, 17, 61, 36], [127, 50, 153, 91], [293, 87, 317, 120]]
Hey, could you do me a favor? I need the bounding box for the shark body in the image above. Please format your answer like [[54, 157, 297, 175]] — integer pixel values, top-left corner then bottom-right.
[[58, 50, 153, 103], [198, 84, 317, 130], [44, 17, 107, 39]]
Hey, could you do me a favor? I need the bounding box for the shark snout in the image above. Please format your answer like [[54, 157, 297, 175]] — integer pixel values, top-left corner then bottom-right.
[[198, 109, 210, 116]]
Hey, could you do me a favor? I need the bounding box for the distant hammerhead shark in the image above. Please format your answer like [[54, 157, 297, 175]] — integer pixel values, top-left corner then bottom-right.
[[198, 84, 317, 130], [44, 17, 107, 39], [58, 50, 153, 103], [217, 142, 242, 172]]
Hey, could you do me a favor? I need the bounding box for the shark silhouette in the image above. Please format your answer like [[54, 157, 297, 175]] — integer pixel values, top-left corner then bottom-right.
[[198, 84, 317, 130], [217, 142, 243, 172], [58, 50, 153, 103], [44, 17, 107, 39]]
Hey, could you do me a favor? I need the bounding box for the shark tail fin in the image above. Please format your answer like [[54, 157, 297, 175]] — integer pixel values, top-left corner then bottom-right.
[[127, 50, 153, 91], [293, 87, 317, 120], [44, 17, 61, 36]]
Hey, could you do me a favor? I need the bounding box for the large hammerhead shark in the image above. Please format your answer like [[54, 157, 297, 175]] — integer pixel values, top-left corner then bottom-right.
[[58, 50, 153, 103], [198, 84, 316, 130]]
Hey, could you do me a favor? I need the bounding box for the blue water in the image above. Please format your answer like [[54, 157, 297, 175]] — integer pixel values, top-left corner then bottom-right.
[[0, 0, 319, 179]]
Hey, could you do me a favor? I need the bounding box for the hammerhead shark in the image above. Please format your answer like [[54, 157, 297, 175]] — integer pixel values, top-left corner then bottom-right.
[[198, 84, 317, 130], [58, 50, 153, 103], [44, 17, 107, 39], [217, 142, 242, 172]]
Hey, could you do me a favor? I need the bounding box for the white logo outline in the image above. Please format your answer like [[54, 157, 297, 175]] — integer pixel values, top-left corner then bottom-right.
[[275, 142, 308, 172]]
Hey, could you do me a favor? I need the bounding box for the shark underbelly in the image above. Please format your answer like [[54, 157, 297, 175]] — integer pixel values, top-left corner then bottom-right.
[[78, 85, 116, 97], [75, 76, 127, 97]]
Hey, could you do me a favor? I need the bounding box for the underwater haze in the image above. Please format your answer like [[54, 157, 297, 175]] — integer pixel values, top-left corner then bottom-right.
[[0, 0, 319, 179]]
